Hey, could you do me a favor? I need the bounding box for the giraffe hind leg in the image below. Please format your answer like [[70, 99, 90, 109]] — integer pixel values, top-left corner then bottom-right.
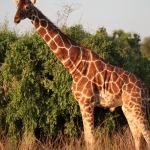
[[142, 129, 150, 150], [122, 106, 144, 150]]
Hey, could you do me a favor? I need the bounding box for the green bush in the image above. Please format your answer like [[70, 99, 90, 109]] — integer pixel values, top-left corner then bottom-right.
[[0, 20, 149, 142]]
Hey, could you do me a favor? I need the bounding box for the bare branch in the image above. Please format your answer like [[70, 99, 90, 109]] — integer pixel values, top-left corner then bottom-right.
[[54, 0, 82, 26]]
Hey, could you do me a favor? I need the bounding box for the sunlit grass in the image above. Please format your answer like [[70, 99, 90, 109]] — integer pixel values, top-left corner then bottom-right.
[[0, 126, 148, 150]]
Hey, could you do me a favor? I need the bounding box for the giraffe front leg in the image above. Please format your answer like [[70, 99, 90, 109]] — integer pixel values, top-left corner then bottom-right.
[[79, 100, 95, 150]]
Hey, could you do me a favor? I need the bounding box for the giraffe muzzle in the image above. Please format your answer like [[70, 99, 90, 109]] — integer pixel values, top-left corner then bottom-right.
[[14, 17, 21, 24]]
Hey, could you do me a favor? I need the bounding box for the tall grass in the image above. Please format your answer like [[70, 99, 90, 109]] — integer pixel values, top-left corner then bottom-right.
[[0, 126, 148, 150]]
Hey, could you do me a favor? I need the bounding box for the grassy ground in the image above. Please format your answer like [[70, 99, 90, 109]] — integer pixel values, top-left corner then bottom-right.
[[0, 126, 147, 150]]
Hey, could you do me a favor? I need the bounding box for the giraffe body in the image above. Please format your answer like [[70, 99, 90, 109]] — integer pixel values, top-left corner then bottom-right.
[[13, 1, 150, 150]]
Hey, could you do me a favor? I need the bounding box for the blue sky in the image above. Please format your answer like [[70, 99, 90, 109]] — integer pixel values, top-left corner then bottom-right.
[[0, 0, 150, 41]]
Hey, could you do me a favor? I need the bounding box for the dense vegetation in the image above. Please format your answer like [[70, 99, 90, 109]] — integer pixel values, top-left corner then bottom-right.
[[0, 20, 150, 145]]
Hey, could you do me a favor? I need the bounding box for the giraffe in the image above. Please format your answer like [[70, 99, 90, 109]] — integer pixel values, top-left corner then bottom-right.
[[13, 0, 150, 150]]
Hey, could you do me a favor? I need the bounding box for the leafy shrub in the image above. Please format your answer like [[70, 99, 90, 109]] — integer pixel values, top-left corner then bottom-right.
[[0, 20, 149, 142]]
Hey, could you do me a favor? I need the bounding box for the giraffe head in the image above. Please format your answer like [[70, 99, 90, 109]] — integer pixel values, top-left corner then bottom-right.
[[13, 0, 38, 24]]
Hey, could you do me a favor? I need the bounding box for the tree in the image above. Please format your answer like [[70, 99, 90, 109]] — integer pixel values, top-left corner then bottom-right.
[[55, 1, 81, 26], [141, 37, 150, 59]]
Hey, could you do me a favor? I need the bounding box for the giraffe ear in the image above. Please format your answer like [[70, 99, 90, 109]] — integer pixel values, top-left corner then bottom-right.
[[32, 0, 38, 5], [13, 0, 19, 7]]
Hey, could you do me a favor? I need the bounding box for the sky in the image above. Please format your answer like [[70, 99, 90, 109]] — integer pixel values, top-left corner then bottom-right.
[[0, 0, 150, 41]]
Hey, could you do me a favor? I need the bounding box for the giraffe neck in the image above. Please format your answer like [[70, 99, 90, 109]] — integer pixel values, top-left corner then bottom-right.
[[29, 7, 83, 75]]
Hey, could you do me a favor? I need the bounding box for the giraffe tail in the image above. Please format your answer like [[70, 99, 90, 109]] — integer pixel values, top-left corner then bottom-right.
[[146, 99, 150, 122], [146, 90, 150, 123]]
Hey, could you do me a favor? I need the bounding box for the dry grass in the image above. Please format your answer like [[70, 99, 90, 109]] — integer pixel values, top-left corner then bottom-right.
[[0, 126, 148, 150]]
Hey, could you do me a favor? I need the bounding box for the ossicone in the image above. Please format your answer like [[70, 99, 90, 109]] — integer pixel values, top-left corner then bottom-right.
[[13, 0, 38, 8]]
